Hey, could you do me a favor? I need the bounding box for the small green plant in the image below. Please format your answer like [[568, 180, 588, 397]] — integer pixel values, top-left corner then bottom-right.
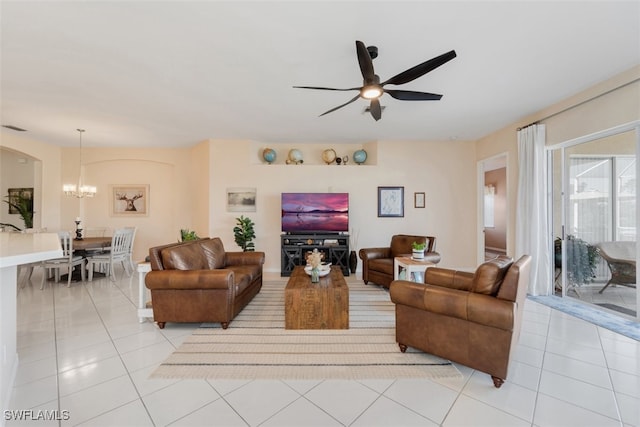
[[233, 215, 255, 252], [412, 241, 426, 251], [180, 229, 200, 242], [3, 192, 34, 229]]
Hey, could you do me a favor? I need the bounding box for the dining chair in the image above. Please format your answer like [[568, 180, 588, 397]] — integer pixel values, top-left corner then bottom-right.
[[86, 227, 135, 281], [19, 227, 48, 287], [40, 230, 86, 289]]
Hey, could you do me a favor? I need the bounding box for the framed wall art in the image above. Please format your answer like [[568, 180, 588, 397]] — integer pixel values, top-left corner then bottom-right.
[[227, 187, 256, 212], [414, 192, 425, 208], [110, 184, 149, 216], [7, 188, 33, 214], [377, 186, 404, 217]]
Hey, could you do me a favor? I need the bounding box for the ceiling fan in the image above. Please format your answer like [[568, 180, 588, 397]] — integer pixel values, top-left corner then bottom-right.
[[294, 41, 456, 121]]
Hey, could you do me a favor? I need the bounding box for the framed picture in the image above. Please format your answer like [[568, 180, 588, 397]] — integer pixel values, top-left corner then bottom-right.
[[227, 187, 256, 212], [7, 188, 33, 214], [378, 186, 404, 217], [414, 192, 426, 208], [110, 185, 149, 216]]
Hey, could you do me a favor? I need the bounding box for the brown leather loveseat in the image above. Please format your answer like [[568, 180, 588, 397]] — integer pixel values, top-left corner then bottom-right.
[[359, 234, 440, 288], [390, 255, 531, 387], [145, 237, 265, 329]]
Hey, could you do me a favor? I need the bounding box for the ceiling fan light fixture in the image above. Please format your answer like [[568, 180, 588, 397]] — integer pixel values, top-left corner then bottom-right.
[[361, 85, 383, 99]]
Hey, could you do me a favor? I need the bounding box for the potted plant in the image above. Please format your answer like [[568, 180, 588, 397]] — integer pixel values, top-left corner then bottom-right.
[[180, 229, 200, 242], [233, 215, 255, 252], [412, 241, 426, 260], [3, 191, 34, 230], [554, 235, 598, 287]]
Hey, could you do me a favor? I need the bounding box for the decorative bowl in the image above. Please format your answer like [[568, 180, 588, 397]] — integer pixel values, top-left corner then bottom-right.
[[304, 263, 331, 277], [304, 267, 331, 277]]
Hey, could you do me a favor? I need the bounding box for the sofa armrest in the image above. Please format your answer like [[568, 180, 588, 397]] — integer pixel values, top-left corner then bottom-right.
[[225, 251, 265, 266], [145, 269, 235, 291], [359, 247, 392, 261]]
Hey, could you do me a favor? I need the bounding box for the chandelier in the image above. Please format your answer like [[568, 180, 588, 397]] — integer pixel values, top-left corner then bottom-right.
[[63, 129, 96, 198]]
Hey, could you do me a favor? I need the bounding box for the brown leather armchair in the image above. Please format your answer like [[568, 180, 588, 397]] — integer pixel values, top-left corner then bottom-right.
[[359, 234, 440, 288], [390, 255, 531, 387]]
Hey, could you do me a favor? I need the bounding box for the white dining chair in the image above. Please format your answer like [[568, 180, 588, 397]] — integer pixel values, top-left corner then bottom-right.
[[86, 227, 135, 281], [18, 227, 47, 287], [40, 231, 85, 289]]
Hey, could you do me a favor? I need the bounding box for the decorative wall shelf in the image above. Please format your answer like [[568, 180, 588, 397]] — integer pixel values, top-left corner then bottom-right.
[[250, 141, 378, 166]]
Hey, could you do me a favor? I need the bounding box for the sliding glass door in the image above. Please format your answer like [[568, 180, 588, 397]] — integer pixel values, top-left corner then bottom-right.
[[550, 125, 638, 319]]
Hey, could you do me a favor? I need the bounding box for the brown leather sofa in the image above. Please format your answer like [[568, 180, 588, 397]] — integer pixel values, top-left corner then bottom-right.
[[145, 237, 265, 329], [359, 234, 440, 288], [390, 255, 531, 387]]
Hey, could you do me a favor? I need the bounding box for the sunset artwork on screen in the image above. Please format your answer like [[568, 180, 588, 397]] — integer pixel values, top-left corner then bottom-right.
[[281, 193, 349, 233]]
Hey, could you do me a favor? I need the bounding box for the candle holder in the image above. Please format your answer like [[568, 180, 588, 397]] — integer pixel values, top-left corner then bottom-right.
[[74, 220, 83, 240]]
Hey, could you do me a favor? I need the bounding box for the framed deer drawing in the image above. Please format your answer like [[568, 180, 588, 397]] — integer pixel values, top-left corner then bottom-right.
[[110, 184, 149, 216]]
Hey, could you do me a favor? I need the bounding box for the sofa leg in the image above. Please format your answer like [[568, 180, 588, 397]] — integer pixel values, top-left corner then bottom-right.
[[398, 343, 407, 353], [363, 280, 369, 284], [491, 376, 504, 388], [221, 322, 229, 329], [157, 322, 166, 329]]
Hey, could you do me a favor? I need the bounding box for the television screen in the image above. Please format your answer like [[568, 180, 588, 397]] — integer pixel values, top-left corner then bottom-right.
[[281, 193, 349, 233]]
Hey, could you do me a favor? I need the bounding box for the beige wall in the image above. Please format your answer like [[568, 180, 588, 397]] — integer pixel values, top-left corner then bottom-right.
[[207, 139, 477, 273], [2, 66, 637, 273], [476, 65, 640, 258]]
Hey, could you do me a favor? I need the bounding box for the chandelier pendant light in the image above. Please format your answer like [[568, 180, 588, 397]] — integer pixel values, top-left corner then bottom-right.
[[63, 129, 96, 198]]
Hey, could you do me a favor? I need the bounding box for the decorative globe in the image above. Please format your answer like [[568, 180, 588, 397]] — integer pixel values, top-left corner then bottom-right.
[[287, 149, 303, 164], [322, 148, 337, 165], [353, 149, 368, 164], [262, 148, 276, 164]]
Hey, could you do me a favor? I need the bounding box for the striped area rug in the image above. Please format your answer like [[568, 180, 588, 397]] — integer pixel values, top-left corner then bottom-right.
[[150, 278, 461, 380]]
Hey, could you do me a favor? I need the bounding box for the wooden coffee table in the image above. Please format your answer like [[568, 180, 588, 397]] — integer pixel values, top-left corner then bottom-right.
[[285, 265, 349, 329]]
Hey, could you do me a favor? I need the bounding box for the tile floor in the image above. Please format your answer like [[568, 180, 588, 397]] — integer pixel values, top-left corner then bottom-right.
[[7, 266, 640, 427], [561, 283, 637, 319]]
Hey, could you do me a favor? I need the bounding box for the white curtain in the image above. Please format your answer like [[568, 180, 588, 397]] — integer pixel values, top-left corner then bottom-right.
[[516, 124, 551, 295]]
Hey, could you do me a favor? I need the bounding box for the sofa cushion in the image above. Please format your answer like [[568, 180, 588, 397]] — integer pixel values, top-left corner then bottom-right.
[[472, 256, 513, 295], [369, 258, 394, 276], [161, 243, 207, 270], [200, 238, 226, 269]]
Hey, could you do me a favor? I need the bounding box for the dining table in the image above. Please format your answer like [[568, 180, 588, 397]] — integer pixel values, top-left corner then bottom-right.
[[58, 236, 113, 282]]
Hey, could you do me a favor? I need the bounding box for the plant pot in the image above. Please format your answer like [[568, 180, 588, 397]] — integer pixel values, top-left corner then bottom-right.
[[412, 249, 425, 260]]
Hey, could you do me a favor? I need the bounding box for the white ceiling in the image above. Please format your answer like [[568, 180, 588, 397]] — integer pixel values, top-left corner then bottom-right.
[[1, 1, 639, 148]]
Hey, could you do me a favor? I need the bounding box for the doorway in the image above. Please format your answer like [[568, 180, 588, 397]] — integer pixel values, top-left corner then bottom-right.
[[478, 154, 508, 263]]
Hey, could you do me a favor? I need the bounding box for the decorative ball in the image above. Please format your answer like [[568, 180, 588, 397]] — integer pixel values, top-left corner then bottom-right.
[[322, 148, 337, 165], [287, 149, 303, 164], [353, 149, 368, 164], [262, 148, 276, 164]]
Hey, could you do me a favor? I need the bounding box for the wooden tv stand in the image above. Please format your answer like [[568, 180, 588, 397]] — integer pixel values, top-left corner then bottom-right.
[[280, 233, 350, 276]]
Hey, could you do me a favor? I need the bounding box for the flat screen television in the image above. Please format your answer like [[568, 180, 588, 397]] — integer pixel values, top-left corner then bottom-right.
[[281, 192, 349, 233]]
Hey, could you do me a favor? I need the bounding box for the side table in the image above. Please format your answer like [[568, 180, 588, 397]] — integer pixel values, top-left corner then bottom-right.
[[394, 256, 434, 283], [137, 262, 153, 323]]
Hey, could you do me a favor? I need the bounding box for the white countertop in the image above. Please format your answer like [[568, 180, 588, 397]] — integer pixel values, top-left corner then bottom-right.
[[0, 233, 62, 268]]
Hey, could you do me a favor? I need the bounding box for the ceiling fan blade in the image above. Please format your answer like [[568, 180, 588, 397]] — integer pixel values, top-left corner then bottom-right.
[[319, 94, 361, 117], [382, 50, 457, 86], [385, 89, 443, 101], [355, 40, 375, 81], [293, 85, 360, 91], [369, 99, 382, 121]]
